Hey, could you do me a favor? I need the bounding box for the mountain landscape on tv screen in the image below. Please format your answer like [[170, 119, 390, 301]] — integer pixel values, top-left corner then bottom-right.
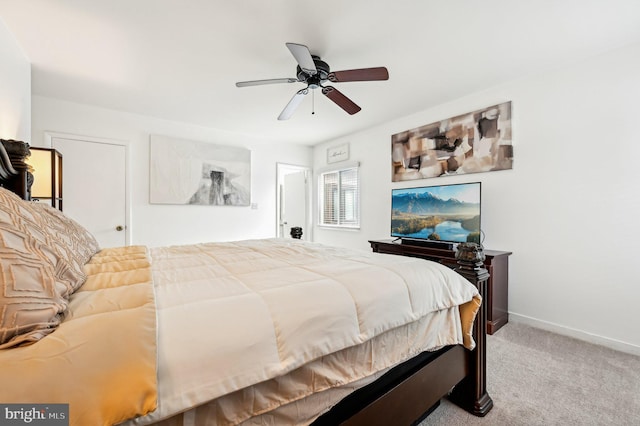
[[392, 192, 478, 216], [391, 191, 480, 242]]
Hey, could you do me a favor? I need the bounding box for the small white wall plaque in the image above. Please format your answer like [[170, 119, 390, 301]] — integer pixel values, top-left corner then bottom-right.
[[327, 143, 349, 164]]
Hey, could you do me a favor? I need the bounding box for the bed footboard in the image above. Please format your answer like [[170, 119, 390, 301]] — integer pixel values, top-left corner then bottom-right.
[[314, 243, 493, 425], [448, 242, 493, 416]]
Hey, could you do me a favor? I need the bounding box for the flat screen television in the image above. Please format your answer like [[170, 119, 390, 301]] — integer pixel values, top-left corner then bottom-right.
[[391, 182, 481, 246]]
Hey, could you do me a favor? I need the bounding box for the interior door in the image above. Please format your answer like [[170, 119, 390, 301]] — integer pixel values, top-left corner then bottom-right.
[[282, 171, 307, 239], [276, 163, 311, 240], [51, 136, 127, 248]]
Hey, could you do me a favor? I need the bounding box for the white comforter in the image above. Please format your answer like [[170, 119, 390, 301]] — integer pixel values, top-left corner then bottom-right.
[[128, 238, 480, 425]]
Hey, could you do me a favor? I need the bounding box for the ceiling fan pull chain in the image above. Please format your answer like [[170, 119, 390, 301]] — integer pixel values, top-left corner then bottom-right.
[[312, 89, 315, 115]]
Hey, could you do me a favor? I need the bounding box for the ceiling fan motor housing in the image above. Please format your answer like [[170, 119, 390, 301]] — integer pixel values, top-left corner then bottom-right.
[[297, 56, 330, 88]]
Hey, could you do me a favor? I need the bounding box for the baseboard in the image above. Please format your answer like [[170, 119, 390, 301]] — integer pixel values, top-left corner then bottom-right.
[[509, 313, 640, 357]]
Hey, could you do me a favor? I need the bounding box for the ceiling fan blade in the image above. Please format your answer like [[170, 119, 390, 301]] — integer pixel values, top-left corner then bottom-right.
[[236, 78, 298, 87], [328, 67, 389, 82], [321, 86, 361, 115], [278, 89, 308, 120], [286, 42, 317, 75]]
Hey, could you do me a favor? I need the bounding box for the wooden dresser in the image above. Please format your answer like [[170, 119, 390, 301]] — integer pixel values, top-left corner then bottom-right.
[[369, 239, 511, 335]]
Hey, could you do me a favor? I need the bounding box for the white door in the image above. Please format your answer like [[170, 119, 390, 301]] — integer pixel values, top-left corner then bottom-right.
[[50, 135, 128, 248], [276, 163, 311, 240], [282, 171, 307, 239]]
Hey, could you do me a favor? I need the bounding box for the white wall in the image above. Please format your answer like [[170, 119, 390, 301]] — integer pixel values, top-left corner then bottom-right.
[[313, 42, 640, 354], [0, 18, 30, 141], [31, 96, 312, 247]]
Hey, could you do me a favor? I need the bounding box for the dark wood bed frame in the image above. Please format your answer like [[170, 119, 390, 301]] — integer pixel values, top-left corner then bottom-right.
[[0, 139, 32, 200], [0, 140, 492, 425]]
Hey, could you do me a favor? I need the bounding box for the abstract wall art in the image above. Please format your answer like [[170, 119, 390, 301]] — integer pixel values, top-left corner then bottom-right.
[[150, 135, 251, 206], [391, 101, 513, 181]]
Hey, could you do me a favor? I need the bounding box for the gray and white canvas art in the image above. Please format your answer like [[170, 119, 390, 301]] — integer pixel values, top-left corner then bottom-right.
[[149, 135, 251, 206]]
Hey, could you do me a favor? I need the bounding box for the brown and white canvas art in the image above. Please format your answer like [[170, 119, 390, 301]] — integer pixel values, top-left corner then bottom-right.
[[149, 135, 251, 206], [391, 101, 513, 181]]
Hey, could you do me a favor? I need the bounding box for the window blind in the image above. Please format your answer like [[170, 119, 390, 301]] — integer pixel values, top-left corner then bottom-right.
[[319, 166, 359, 228]]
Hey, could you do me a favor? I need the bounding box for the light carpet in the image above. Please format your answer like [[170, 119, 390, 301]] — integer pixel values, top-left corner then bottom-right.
[[419, 322, 640, 425]]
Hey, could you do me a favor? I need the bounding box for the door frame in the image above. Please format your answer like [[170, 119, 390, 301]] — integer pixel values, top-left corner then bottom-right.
[[276, 163, 312, 241], [44, 131, 131, 245]]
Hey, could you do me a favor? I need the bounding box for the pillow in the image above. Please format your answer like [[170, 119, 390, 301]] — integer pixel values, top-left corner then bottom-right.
[[0, 188, 89, 296], [30, 203, 101, 285], [0, 220, 71, 349], [0, 187, 93, 348]]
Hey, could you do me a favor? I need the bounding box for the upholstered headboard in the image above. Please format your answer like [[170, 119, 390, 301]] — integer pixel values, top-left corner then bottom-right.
[[0, 139, 32, 200]]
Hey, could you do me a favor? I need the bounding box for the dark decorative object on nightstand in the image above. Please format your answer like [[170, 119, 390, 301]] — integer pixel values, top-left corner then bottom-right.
[[455, 242, 489, 272]]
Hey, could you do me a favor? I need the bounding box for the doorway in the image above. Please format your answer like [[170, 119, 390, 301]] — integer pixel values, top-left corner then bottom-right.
[[276, 163, 312, 241], [46, 132, 129, 248]]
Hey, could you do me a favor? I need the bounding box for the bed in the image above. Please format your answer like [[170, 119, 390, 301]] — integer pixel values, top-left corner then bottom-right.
[[0, 140, 492, 425]]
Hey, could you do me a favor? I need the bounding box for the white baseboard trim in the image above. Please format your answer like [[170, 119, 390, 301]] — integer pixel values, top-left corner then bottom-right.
[[508, 313, 640, 357]]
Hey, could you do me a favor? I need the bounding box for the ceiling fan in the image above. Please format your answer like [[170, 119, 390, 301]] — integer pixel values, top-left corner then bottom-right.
[[236, 42, 389, 120]]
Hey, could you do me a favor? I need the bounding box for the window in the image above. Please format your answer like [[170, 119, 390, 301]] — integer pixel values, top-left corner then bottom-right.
[[319, 165, 360, 228]]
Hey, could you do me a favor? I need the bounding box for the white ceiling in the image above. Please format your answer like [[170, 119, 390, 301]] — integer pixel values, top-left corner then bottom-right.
[[1, 0, 640, 145]]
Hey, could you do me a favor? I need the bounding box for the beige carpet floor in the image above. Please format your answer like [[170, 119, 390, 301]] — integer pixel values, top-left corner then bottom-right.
[[419, 322, 640, 426]]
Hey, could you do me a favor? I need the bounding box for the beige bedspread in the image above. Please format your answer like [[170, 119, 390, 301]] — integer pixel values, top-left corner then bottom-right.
[[129, 238, 480, 425], [0, 246, 157, 426], [1, 238, 480, 426]]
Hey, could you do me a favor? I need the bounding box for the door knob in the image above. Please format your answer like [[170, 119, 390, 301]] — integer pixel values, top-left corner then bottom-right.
[[115, 225, 124, 231]]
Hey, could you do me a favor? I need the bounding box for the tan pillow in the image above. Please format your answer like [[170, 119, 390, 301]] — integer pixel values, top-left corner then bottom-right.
[[0, 187, 91, 348], [0, 220, 71, 348], [30, 203, 101, 290], [0, 188, 88, 297]]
